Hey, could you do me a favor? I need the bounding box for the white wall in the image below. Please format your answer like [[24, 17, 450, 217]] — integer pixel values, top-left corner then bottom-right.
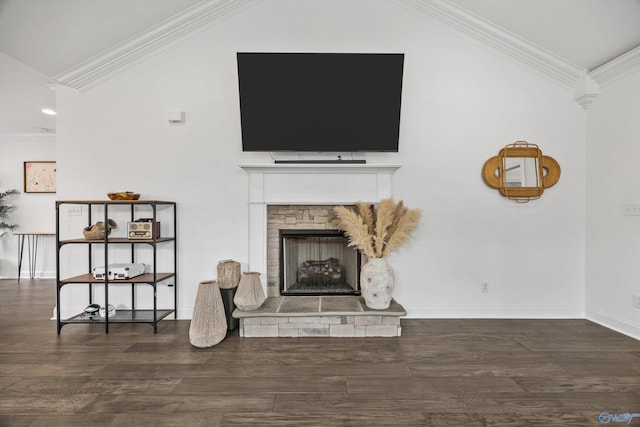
[[55, 0, 587, 319], [0, 134, 57, 278], [586, 72, 640, 338]]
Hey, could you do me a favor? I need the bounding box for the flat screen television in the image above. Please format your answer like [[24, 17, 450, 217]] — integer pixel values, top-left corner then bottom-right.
[[236, 52, 404, 152]]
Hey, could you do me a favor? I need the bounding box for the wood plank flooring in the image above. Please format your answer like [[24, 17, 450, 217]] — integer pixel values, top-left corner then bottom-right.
[[1, 279, 640, 426]]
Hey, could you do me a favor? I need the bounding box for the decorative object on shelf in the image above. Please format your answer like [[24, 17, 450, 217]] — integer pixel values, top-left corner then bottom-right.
[[82, 219, 117, 239], [99, 304, 116, 318], [107, 191, 140, 200], [127, 219, 160, 239], [189, 280, 227, 348], [83, 304, 100, 317], [333, 199, 422, 309], [0, 188, 19, 238], [92, 263, 145, 280], [234, 272, 266, 311], [23, 161, 56, 193], [482, 141, 561, 203], [217, 259, 241, 289]]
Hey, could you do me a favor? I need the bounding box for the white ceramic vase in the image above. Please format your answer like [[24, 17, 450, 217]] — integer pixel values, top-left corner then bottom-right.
[[360, 257, 395, 309]]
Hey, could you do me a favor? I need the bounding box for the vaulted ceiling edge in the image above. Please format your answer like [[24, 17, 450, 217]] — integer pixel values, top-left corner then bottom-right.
[[50, 0, 637, 100], [52, 0, 261, 92], [395, 0, 584, 90], [590, 46, 640, 88]]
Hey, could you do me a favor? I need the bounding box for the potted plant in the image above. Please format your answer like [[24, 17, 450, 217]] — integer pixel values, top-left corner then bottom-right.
[[333, 198, 421, 309], [0, 189, 19, 237]]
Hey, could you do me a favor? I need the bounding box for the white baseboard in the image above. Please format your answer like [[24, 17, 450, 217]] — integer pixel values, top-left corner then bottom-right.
[[11, 271, 56, 280], [586, 308, 640, 341], [403, 305, 585, 319]]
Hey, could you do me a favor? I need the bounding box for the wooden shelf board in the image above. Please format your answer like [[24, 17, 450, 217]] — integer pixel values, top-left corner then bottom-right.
[[60, 273, 175, 284], [59, 237, 174, 244], [57, 200, 176, 204], [63, 309, 175, 323]]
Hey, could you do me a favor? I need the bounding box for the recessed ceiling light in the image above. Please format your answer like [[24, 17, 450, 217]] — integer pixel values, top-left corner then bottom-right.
[[41, 108, 56, 116]]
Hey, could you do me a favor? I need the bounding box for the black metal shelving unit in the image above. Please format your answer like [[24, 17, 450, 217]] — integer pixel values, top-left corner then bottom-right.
[[55, 200, 177, 334]]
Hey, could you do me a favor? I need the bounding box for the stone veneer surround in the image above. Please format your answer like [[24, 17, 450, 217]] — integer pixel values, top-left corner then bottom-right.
[[266, 204, 341, 297], [234, 296, 406, 337]]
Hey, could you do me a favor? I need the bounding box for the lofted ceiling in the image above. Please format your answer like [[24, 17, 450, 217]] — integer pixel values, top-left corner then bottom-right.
[[0, 0, 203, 77], [1, 0, 640, 134], [450, 0, 640, 70]]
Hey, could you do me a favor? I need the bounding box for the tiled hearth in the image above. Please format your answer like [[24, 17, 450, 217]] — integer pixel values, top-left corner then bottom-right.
[[233, 296, 406, 337]]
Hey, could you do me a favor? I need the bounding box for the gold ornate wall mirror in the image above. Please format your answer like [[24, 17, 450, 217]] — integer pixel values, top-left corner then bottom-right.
[[482, 141, 560, 203]]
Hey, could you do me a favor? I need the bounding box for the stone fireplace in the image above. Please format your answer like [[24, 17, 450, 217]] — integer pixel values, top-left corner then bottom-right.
[[237, 164, 405, 337], [240, 164, 401, 296], [268, 209, 362, 296]]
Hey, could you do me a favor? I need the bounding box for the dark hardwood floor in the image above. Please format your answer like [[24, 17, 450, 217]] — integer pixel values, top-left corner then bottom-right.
[[1, 279, 640, 426]]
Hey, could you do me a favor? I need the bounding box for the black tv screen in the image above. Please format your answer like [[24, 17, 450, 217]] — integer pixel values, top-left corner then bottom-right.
[[237, 52, 404, 152]]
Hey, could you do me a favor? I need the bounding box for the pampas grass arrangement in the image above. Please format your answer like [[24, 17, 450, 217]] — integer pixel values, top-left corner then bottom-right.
[[333, 198, 421, 258]]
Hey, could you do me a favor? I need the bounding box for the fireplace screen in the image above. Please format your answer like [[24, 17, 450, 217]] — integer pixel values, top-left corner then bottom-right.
[[280, 229, 361, 295]]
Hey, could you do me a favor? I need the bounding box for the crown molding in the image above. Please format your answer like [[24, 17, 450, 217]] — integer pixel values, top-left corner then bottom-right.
[[589, 45, 640, 88], [53, 0, 261, 92], [52, 0, 625, 108], [394, 0, 584, 91]]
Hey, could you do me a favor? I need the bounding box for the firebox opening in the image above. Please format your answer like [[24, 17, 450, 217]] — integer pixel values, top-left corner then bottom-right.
[[279, 229, 361, 296]]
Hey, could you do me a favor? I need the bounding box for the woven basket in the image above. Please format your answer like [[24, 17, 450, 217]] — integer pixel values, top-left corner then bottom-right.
[[107, 192, 140, 200], [82, 219, 117, 239]]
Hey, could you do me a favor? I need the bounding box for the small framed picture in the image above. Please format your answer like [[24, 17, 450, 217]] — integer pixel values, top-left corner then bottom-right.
[[24, 161, 57, 193]]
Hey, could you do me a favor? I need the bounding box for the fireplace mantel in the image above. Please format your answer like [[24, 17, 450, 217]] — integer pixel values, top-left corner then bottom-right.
[[240, 163, 401, 294], [240, 164, 401, 204]]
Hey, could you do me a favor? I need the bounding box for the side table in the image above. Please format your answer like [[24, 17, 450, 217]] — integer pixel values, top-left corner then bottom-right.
[[14, 232, 55, 281]]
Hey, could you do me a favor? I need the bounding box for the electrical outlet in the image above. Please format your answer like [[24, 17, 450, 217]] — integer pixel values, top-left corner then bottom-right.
[[633, 294, 640, 309], [623, 203, 640, 216], [67, 206, 82, 216], [481, 282, 489, 293]]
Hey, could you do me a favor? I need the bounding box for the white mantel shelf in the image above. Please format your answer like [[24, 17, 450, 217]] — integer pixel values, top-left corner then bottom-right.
[[239, 164, 402, 174], [240, 163, 402, 295], [240, 164, 402, 205]]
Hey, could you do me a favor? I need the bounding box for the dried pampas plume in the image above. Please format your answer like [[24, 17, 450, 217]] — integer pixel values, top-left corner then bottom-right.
[[333, 198, 421, 258], [332, 206, 375, 257]]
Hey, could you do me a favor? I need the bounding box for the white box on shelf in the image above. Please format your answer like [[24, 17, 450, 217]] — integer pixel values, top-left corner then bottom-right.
[[92, 263, 146, 280]]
